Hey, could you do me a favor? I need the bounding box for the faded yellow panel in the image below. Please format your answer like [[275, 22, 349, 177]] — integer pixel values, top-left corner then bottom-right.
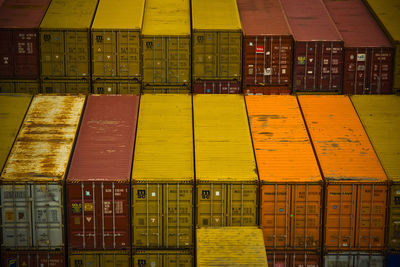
[[92, 80, 141, 94], [132, 250, 193, 267], [0, 80, 40, 94], [69, 251, 130, 267], [41, 80, 90, 94]]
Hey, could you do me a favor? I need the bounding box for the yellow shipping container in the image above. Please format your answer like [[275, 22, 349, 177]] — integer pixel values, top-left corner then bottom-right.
[[91, 0, 145, 80], [351, 95, 400, 249], [41, 79, 90, 94], [39, 0, 98, 80], [69, 250, 130, 267], [92, 79, 141, 94], [133, 250, 193, 267], [0, 80, 40, 94], [141, 0, 191, 89], [197, 227, 268, 266], [191, 0, 242, 81], [132, 94, 194, 249], [193, 95, 258, 227]]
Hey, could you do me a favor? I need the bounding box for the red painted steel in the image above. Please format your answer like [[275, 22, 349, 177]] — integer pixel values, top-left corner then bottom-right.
[[67, 95, 139, 250], [281, 0, 344, 92], [267, 251, 320, 267], [0, 0, 51, 78], [324, 0, 393, 94], [2, 250, 65, 267], [237, 0, 293, 94], [192, 80, 241, 94]]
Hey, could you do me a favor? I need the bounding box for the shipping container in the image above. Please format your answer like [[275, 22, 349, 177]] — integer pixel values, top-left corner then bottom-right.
[[141, 86, 189, 94], [267, 251, 320, 267], [92, 80, 141, 94], [69, 250, 129, 267], [363, 0, 400, 93], [0, 0, 51, 79], [141, 0, 190, 89], [387, 252, 400, 267], [0, 80, 40, 94], [0, 95, 85, 249], [193, 95, 258, 227], [1, 250, 65, 267], [324, 0, 393, 95], [192, 80, 240, 94], [280, 0, 344, 93], [39, 0, 98, 79], [324, 252, 384, 267], [132, 94, 193, 249], [67, 95, 139, 250], [237, 0, 293, 95], [196, 227, 267, 266], [132, 250, 193, 267], [246, 95, 322, 250], [298, 95, 388, 251], [91, 0, 145, 80], [41, 79, 89, 94], [0, 94, 32, 173], [191, 0, 242, 90], [350, 95, 400, 249]]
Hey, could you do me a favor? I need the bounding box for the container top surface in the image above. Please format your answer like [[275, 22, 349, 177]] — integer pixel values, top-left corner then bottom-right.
[[91, 0, 145, 30], [142, 0, 190, 36], [40, 0, 98, 30], [0, 94, 32, 173], [325, 0, 391, 47], [196, 227, 268, 267], [237, 0, 292, 36], [67, 95, 139, 182], [280, 0, 342, 42], [192, 0, 242, 31], [298, 95, 387, 183], [193, 94, 258, 182], [1, 95, 86, 182], [132, 94, 193, 182], [365, 0, 400, 42], [351, 95, 400, 182], [0, 0, 51, 29], [246, 95, 322, 183]]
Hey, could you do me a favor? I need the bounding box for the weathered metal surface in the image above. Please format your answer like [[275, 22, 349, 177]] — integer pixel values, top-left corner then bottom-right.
[[132, 250, 193, 267], [41, 79, 90, 94], [0, 80, 40, 94], [2, 250, 65, 267], [92, 79, 141, 94], [69, 251, 130, 267]]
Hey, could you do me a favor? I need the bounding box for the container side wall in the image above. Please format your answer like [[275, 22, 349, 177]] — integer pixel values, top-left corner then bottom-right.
[[2, 250, 65, 267], [227, 184, 258, 226]]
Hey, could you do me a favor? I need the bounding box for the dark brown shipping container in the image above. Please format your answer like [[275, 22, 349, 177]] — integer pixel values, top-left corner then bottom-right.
[[67, 95, 139, 250], [192, 80, 241, 94], [237, 0, 293, 95], [324, 0, 393, 95], [0, 0, 51, 79], [281, 0, 344, 93], [1, 250, 65, 267], [267, 251, 321, 267]]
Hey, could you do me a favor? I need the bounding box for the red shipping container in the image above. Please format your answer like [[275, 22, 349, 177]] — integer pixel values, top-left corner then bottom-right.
[[281, 0, 344, 93], [1, 250, 65, 267], [267, 251, 320, 267], [192, 80, 241, 94], [67, 95, 139, 250], [0, 0, 51, 79], [237, 0, 293, 94], [324, 0, 393, 95]]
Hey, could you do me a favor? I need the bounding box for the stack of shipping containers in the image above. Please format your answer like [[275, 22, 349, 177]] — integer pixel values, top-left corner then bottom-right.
[[0, 0, 51, 94], [324, 0, 393, 95], [141, 0, 191, 93], [132, 95, 194, 266], [351, 95, 400, 266], [66, 95, 139, 265], [39, 0, 98, 93], [280, 0, 344, 93], [193, 94, 258, 227], [363, 0, 400, 94], [298, 95, 387, 265], [246, 95, 322, 266], [237, 0, 293, 95], [0, 95, 85, 266], [191, 0, 242, 94], [91, 0, 145, 94]]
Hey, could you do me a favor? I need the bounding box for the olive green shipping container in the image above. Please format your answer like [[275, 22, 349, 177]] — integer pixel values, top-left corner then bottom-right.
[[142, 86, 190, 94], [39, 0, 98, 79], [141, 0, 191, 89], [351, 95, 400, 249], [69, 250, 130, 267], [0, 80, 40, 94], [41, 79, 90, 94], [91, 0, 145, 80], [92, 80, 141, 94], [191, 0, 242, 81], [132, 250, 193, 267]]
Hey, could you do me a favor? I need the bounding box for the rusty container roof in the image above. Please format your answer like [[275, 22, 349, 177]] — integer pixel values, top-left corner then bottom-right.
[[1, 95, 86, 183]]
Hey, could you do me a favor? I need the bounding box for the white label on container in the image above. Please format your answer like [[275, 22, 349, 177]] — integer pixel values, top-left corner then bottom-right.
[[264, 68, 272, 76], [266, 51, 270, 56], [107, 87, 112, 92], [396, 190, 400, 195], [152, 192, 156, 197], [357, 53, 366, 61], [282, 69, 286, 74], [308, 70, 313, 74], [215, 191, 220, 196]]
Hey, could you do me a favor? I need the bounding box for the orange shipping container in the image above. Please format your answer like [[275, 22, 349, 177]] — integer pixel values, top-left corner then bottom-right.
[[298, 95, 388, 251], [246, 95, 323, 250]]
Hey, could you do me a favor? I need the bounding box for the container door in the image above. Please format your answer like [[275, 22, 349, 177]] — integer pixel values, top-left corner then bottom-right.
[[118, 81, 141, 94], [196, 184, 225, 227], [192, 32, 217, 80], [92, 31, 117, 78], [92, 81, 118, 94], [164, 253, 193, 267], [69, 253, 98, 267], [13, 30, 39, 78], [219, 32, 241, 80], [142, 37, 167, 84], [167, 37, 190, 84], [389, 184, 400, 249], [319, 42, 342, 92], [100, 252, 130, 267], [65, 31, 89, 78], [132, 183, 162, 248], [65, 80, 90, 94], [369, 48, 393, 94], [118, 31, 140, 79], [227, 184, 257, 226], [394, 44, 400, 93], [354, 254, 384, 267], [0, 81, 14, 93], [41, 80, 66, 94], [0, 30, 14, 77], [14, 80, 40, 94], [133, 253, 162, 267], [40, 31, 65, 78]]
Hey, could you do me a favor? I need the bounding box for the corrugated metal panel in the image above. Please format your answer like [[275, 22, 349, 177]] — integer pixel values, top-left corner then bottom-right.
[[69, 250, 130, 267], [267, 251, 321, 266], [0, 94, 32, 173], [2, 250, 65, 267], [41, 79, 90, 94], [132, 250, 193, 267], [324, 252, 384, 267], [196, 227, 267, 266], [92, 80, 141, 94], [0, 80, 41, 94]]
